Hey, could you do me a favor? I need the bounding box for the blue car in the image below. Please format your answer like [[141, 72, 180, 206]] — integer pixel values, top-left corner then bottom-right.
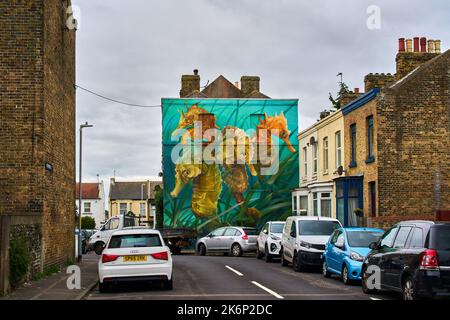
[[322, 227, 384, 285]]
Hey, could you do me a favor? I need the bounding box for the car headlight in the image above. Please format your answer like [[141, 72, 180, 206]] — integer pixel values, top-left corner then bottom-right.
[[300, 241, 312, 249], [350, 251, 363, 262]]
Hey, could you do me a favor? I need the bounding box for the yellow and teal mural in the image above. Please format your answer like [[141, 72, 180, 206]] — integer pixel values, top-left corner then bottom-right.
[[162, 98, 299, 232]]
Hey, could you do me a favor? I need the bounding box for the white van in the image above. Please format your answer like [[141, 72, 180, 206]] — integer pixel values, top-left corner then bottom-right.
[[280, 216, 341, 271], [88, 213, 138, 255]]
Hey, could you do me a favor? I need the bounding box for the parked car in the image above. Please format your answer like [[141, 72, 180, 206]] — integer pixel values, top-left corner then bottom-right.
[[81, 229, 96, 254], [281, 216, 341, 271], [196, 226, 259, 257], [322, 227, 384, 284], [89, 213, 137, 255], [98, 227, 173, 293], [361, 220, 450, 300], [256, 221, 285, 262]]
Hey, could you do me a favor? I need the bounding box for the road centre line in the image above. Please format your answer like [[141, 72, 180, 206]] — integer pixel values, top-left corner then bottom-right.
[[225, 265, 244, 276], [251, 281, 284, 299]]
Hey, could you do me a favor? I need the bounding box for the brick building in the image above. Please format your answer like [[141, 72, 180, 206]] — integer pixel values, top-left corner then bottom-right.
[[339, 37, 449, 227], [0, 0, 76, 293]]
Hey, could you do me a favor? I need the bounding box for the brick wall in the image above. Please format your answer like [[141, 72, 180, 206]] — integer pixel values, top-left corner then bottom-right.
[[0, 0, 76, 278], [376, 50, 450, 225], [344, 99, 378, 218], [364, 73, 395, 92]]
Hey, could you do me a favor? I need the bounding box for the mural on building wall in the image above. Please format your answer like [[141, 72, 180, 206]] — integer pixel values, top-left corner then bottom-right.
[[162, 98, 299, 233]]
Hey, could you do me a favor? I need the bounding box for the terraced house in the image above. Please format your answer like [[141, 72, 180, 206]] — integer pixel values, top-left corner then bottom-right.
[[296, 37, 449, 228]]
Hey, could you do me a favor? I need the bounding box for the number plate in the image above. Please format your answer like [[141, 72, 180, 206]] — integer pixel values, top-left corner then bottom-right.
[[123, 255, 147, 262]]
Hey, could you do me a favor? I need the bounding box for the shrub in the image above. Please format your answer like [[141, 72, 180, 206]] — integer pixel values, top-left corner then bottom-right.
[[9, 238, 31, 287], [81, 216, 96, 229]]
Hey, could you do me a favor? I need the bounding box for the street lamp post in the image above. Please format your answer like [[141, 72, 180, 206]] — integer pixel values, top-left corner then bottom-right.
[[78, 122, 93, 262]]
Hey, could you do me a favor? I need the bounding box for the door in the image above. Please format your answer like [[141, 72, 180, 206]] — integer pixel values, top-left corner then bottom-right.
[[376, 226, 400, 289], [258, 223, 270, 251], [223, 228, 238, 251], [100, 217, 120, 243], [205, 228, 225, 250], [285, 220, 297, 262], [387, 226, 413, 289], [327, 230, 343, 272]]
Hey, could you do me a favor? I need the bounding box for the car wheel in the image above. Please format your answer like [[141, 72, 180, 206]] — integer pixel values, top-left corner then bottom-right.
[[342, 265, 351, 285], [292, 252, 303, 272], [231, 243, 243, 257], [198, 243, 206, 256], [323, 260, 331, 278], [256, 243, 264, 259], [94, 242, 104, 255], [264, 245, 272, 263], [163, 276, 173, 290], [98, 281, 110, 293], [402, 276, 418, 301], [280, 248, 289, 267], [361, 266, 378, 294]]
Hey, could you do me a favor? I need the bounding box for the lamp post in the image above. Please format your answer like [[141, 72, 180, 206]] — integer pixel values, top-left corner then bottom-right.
[[78, 122, 93, 262]]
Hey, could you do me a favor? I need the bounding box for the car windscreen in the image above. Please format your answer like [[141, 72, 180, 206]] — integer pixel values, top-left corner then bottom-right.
[[270, 223, 284, 234], [243, 228, 259, 236], [108, 234, 162, 249], [430, 226, 450, 250], [347, 231, 383, 247], [298, 221, 340, 236]]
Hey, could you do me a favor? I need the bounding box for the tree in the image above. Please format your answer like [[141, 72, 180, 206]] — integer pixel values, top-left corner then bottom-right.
[[154, 185, 164, 229], [329, 77, 350, 109], [81, 216, 96, 229]]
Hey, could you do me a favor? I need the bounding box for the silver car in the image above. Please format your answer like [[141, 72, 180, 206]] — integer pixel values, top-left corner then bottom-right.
[[196, 226, 259, 257]]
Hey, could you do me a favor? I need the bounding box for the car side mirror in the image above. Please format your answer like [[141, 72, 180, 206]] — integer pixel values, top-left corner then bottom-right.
[[208, 234, 214, 238], [263, 229, 268, 234], [369, 242, 379, 250], [335, 239, 345, 249], [290, 231, 296, 238]]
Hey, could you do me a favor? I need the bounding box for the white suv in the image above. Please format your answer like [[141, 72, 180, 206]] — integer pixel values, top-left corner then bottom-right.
[[280, 216, 341, 272], [98, 227, 173, 292], [256, 221, 285, 262]]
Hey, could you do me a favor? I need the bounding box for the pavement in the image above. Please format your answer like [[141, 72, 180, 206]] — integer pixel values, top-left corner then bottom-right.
[[3, 252, 99, 300], [86, 253, 401, 300]]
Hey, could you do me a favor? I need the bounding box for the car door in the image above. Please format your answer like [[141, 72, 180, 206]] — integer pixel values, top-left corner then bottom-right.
[[326, 230, 342, 270], [101, 217, 120, 244], [285, 220, 297, 261], [205, 228, 225, 251], [386, 225, 413, 289], [258, 223, 270, 251], [374, 226, 399, 289], [222, 228, 238, 251]]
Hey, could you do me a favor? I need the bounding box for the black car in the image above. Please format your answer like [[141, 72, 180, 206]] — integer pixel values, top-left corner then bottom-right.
[[361, 220, 450, 300]]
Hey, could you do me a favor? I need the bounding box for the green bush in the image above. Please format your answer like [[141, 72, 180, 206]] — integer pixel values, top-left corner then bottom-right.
[[9, 238, 31, 287], [81, 216, 96, 229]]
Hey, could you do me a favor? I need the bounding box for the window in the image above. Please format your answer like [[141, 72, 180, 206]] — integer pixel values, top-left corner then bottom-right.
[[224, 228, 238, 236], [393, 226, 412, 249], [292, 195, 298, 212], [298, 220, 340, 236], [210, 228, 225, 237], [270, 223, 284, 233], [350, 124, 357, 167], [312, 143, 318, 174], [119, 203, 127, 215], [323, 137, 329, 172], [299, 196, 308, 216], [103, 218, 120, 231], [303, 147, 307, 177], [409, 227, 424, 249], [313, 193, 318, 216], [330, 230, 342, 244], [369, 182, 376, 217], [108, 234, 162, 249], [291, 221, 297, 236], [83, 202, 91, 214], [366, 116, 374, 162], [320, 193, 332, 217], [335, 131, 342, 168], [380, 227, 399, 248], [140, 203, 146, 217]]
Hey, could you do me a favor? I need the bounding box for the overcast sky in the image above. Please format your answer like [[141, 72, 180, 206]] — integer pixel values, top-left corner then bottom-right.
[[73, 0, 449, 189]]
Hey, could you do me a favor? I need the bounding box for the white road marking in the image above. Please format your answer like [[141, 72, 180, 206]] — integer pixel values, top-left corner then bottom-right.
[[251, 281, 284, 299], [225, 265, 244, 276], [370, 297, 382, 300]]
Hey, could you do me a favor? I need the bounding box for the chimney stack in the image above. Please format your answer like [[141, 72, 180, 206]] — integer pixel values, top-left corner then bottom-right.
[[420, 37, 427, 52], [240, 76, 260, 97], [398, 38, 405, 52], [180, 69, 200, 97]]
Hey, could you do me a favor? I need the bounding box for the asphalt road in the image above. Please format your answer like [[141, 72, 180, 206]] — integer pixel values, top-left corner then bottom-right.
[[85, 254, 401, 300]]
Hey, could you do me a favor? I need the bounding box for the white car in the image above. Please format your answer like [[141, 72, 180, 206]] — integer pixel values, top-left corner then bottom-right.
[[98, 227, 173, 292], [280, 216, 342, 272], [256, 221, 285, 262]]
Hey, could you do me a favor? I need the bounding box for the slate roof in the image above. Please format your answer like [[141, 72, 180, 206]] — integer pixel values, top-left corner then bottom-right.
[[109, 180, 162, 200]]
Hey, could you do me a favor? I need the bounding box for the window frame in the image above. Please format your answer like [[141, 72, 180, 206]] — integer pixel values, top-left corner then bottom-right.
[[303, 146, 307, 177], [83, 202, 91, 214], [350, 123, 357, 167], [335, 131, 342, 168], [366, 115, 375, 163], [312, 142, 318, 174], [323, 137, 329, 173]]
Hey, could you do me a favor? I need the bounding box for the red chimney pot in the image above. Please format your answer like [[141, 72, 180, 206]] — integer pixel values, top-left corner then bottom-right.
[[413, 37, 419, 52], [398, 38, 405, 52], [420, 37, 427, 52], [354, 88, 360, 94]]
